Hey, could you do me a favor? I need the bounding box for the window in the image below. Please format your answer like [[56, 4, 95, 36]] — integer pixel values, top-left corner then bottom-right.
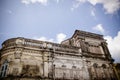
[[5, 65, 8, 71], [102, 64, 106, 69], [1, 66, 4, 71], [62, 65, 66, 68], [72, 66, 76, 69], [0, 60, 8, 77], [93, 63, 98, 68]]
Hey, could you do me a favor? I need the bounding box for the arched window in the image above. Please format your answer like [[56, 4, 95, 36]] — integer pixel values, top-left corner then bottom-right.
[[93, 63, 98, 68], [72, 65, 76, 69], [0, 60, 8, 77], [102, 64, 106, 69], [62, 65, 66, 68]]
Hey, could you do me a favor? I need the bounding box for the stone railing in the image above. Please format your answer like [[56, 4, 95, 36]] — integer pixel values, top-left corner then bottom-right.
[[23, 38, 79, 53], [1, 37, 79, 54]]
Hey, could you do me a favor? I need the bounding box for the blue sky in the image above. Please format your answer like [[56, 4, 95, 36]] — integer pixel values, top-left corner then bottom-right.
[[0, 0, 120, 62]]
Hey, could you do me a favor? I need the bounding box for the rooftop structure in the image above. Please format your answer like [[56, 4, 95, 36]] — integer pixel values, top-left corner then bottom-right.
[[0, 30, 117, 80]]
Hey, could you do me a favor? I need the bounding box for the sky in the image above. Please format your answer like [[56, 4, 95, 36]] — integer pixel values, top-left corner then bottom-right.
[[0, 0, 120, 62]]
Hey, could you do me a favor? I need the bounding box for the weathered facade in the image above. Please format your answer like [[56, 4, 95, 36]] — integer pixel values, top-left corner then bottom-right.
[[113, 63, 120, 80], [0, 30, 117, 80]]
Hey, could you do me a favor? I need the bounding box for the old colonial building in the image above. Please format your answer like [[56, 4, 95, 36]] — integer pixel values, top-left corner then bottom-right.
[[0, 30, 117, 80]]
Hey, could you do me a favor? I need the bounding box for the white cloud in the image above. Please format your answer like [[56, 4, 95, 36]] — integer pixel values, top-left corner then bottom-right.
[[21, 0, 48, 5], [34, 36, 54, 42], [56, 0, 59, 3], [6, 10, 13, 14], [56, 33, 66, 43], [34, 33, 66, 43], [91, 9, 95, 17], [71, 3, 79, 11], [88, 0, 120, 14], [21, 0, 120, 14], [8, 10, 13, 14], [71, 0, 86, 11], [73, 0, 120, 14], [21, 0, 30, 4], [77, 0, 87, 3], [104, 31, 120, 62], [55, 0, 61, 3], [93, 24, 105, 34]]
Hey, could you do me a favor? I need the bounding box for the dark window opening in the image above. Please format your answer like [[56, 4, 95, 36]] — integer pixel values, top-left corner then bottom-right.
[[1, 66, 4, 71], [0, 60, 8, 77], [102, 64, 106, 69], [93, 63, 98, 68], [0, 72, 3, 77], [3, 71, 6, 77], [5, 65, 7, 70], [62, 65, 66, 67], [72, 66, 76, 68]]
